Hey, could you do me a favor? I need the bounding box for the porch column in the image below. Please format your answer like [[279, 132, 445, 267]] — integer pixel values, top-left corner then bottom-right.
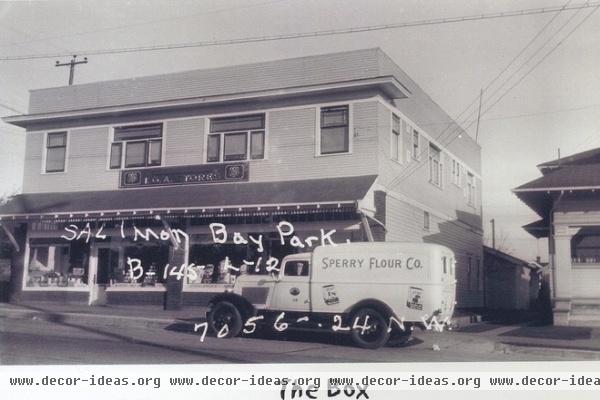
[[553, 225, 574, 326], [8, 223, 27, 303]]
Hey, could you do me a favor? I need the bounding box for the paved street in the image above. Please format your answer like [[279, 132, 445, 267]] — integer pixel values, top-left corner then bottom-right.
[[0, 316, 582, 364]]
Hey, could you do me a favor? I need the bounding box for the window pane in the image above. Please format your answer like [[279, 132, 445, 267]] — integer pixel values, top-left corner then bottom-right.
[[210, 114, 264, 133], [321, 106, 348, 127], [125, 141, 147, 167], [114, 124, 162, 141], [46, 147, 66, 172], [110, 143, 122, 169], [392, 131, 399, 160], [321, 126, 349, 154], [148, 140, 162, 166], [392, 115, 401, 133], [224, 132, 247, 161], [47, 132, 66, 147], [250, 131, 265, 159], [207, 135, 220, 162]]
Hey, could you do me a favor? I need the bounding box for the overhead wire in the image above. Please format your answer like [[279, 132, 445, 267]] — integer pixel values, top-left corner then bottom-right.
[[388, 2, 598, 188], [1, 1, 600, 61]]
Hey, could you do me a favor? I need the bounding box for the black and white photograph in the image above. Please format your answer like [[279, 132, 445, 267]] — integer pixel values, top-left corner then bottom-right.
[[1, 1, 600, 399]]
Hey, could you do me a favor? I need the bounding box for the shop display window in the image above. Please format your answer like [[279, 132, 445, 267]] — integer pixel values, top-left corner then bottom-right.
[[26, 240, 89, 288]]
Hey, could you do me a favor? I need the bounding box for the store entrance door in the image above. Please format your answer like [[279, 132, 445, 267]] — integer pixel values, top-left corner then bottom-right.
[[89, 245, 112, 305]]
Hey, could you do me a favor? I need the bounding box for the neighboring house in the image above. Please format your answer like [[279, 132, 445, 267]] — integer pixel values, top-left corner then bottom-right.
[[483, 246, 540, 310], [514, 147, 600, 325], [0, 48, 483, 310]]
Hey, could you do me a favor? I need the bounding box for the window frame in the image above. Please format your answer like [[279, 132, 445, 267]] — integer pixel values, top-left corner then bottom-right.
[[43, 131, 68, 174], [428, 143, 443, 188], [452, 159, 462, 187], [467, 172, 476, 206], [391, 113, 402, 163], [108, 123, 164, 170], [423, 211, 430, 231], [412, 129, 420, 160], [205, 113, 267, 163], [316, 104, 353, 156]]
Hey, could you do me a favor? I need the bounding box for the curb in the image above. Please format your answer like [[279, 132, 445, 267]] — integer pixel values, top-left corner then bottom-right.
[[0, 308, 178, 330], [498, 341, 600, 360]]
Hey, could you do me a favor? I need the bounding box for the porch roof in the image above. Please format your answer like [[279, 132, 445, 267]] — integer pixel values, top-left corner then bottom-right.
[[0, 175, 377, 222]]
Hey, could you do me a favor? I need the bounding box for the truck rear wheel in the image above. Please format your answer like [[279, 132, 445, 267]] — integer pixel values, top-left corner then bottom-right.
[[350, 308, 390, 349], [207, 301, 243, 338]]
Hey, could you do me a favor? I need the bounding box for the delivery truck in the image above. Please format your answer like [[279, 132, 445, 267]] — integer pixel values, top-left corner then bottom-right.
[[206, 242, 456, 349]]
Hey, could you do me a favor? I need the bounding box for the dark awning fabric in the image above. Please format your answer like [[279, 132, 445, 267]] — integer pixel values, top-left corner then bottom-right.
[[0, 175, 377, 221]]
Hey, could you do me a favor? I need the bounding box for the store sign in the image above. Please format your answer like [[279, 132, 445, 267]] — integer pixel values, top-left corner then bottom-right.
[[119, 163, 249, 188]]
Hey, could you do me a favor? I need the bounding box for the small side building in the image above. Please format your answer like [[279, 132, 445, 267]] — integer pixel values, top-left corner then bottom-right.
[[514, 148, 600, 326], [483, 246, 540, 310]]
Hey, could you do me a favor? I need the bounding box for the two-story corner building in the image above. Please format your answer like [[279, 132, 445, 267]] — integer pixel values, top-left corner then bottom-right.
[[0, 48, 483, 310], [514, 148, 600, 326]]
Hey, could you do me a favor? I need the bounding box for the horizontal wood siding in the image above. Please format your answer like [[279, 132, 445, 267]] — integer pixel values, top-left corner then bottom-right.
[[23, 127, 119, 193], [165, 118, 204, 166], [385, 195, 484, 308], [250, 102, 379, 182], [376, 103, 482, 231], [572, 268, 600, 298]]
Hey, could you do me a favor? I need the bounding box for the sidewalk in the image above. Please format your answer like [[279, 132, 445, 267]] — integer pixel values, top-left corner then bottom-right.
[[3, 302, 600, 358], [0, 302, 206, 329]]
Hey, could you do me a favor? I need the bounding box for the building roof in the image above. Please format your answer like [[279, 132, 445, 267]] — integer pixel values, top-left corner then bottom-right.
[[537, 147, 600, 170], [514, 163, 600, 192], [0, 175, 377, 221], [4, 48, 410, 127], [483, 245, 538, 270], [513, 147, 600, 221], [522, 219, 550, 239]]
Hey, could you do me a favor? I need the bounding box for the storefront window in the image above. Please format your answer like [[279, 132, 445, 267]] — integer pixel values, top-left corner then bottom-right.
[[112, 242, 169, 285], [26, 240, 89, 287]]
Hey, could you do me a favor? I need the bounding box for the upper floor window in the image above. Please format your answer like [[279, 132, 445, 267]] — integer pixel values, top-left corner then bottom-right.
[[391, 114, 402, 162], [412, 129, 420, 159], [467, 172, 476, 206], [319, 105, 350, 155], [207, 114, 265, 163], [110, 123, 162, 169], [45, 131, 67, 173], [428, 144, 442, 187], [452, 159, 461, 186]]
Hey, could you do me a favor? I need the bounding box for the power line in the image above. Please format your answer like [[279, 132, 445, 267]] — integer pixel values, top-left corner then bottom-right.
[[2, 1, 600, 61], [0, 0, 291, 50], [0, 102, 25, 114], [387, 0, 577, 187], [389, 5, 599, 187]]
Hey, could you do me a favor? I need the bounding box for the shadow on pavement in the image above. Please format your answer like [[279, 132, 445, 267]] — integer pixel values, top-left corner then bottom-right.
[[11, 304, 256, 363], [165, 318, 424, 349]]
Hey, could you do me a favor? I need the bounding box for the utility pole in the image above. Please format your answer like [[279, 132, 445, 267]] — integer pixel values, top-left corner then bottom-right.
[[55, 55, 88, 85], [490, 218, 496, 250], [475, 88, 483, 142]]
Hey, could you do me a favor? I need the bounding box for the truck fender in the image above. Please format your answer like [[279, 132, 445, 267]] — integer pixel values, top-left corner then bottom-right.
[[345, 298, 397, 322], [207, 293, 257, 321]]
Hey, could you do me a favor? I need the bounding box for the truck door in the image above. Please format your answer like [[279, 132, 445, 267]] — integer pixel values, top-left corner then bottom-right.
[[271, 260, 311, 312]]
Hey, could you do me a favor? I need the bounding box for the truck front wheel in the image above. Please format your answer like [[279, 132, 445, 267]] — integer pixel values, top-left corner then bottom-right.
[[207, 301, 243, 338], [350, 308, 390, 349]]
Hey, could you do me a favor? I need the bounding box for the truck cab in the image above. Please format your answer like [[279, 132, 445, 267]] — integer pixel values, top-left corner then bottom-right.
[[206, 242, 456, 349]]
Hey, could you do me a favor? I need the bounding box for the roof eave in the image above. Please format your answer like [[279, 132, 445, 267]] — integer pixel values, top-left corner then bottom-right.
[[2, 76, 411, 129]]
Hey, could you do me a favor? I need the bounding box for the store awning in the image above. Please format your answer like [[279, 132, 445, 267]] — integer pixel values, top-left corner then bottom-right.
[[0, 175, 377, 221]]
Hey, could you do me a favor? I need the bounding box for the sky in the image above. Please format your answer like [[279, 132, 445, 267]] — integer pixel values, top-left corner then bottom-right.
[[1, 0, 599, 262]]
